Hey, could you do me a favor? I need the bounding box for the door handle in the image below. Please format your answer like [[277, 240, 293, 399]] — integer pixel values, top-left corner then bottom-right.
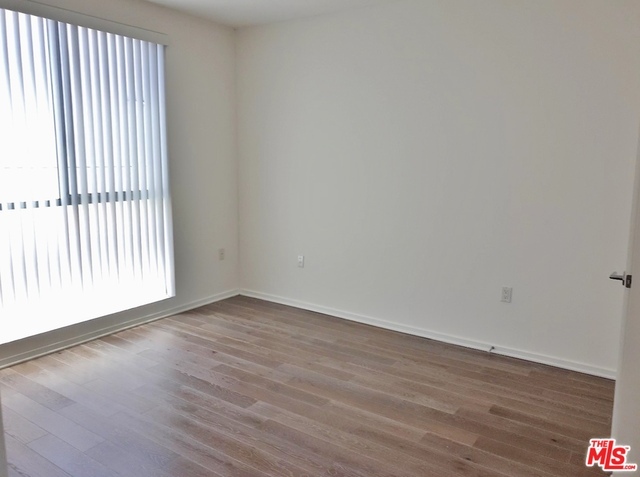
[[610, 271, 633, 289]]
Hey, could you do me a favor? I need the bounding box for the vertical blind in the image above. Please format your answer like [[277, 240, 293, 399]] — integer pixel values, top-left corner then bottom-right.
[[0, 8, 174, 345]]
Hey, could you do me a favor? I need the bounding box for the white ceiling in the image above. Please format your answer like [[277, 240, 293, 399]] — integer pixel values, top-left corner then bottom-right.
[[146, 0, 395, 28]]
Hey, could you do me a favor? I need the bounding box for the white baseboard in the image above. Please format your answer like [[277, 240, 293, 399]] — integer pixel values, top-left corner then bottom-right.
[[0, 289, 241, 369], [240, 289, 617, 380], [1, 287, 616, 380]]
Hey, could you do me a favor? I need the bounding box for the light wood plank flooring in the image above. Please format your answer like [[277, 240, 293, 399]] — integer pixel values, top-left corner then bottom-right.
[[1, 296, 613, 476]]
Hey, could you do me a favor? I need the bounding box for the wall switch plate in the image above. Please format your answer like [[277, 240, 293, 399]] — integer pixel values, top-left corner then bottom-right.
[[297, 255, 305, 268], [218, 248, 225, 261], [501, 287, 512, 303]]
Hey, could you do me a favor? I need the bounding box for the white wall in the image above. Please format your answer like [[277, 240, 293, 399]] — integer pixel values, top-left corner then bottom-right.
[[0, 0, 239, 365], [237, 0, 640, 376]]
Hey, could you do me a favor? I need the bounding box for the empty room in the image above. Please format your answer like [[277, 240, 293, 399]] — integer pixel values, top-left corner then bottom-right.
[[1, 0, 640, 476]]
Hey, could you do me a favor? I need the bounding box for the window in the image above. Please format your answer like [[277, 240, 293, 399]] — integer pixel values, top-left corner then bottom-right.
[[0, 8, 174, 344]]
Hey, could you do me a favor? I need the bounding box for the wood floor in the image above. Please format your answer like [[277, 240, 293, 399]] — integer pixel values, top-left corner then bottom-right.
[[1, 296, 613, 476]]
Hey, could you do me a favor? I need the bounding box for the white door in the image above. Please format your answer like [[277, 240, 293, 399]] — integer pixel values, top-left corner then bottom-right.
[[0, 392, 6, 477], [611, 133, 640, 474]]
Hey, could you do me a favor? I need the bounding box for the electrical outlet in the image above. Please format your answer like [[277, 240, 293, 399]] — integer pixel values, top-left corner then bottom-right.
[[297, 255, 305, 268], [218, 248, 225, 261], [501, 287, 512, 303]]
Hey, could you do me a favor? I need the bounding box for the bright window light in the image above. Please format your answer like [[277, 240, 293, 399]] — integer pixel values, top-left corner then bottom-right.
[[0, 8, 175, 344]]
